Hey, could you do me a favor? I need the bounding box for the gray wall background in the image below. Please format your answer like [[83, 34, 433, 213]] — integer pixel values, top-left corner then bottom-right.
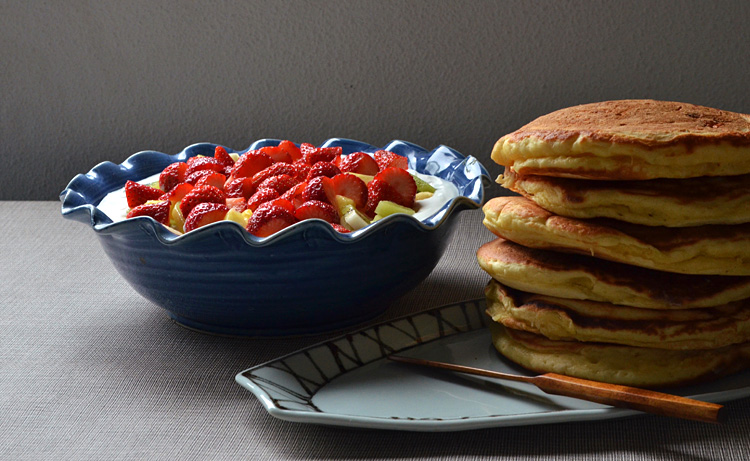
[[3, 0, 749, 200]]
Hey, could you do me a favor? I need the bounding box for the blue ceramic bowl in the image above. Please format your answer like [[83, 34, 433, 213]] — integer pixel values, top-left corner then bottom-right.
[[60, 138, 489, 336]]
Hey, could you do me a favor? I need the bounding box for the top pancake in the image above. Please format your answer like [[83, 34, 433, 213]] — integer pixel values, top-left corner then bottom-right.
[[492, 100, 750, 180]]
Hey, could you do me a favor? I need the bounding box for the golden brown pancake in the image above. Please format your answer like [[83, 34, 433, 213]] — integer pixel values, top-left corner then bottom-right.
[[489, 322, 750, 388], [491, 100, 750, 180], [485, 279, 750, 350], [498, 169, 750, 227], [477, 238, 750, 308], [482, 196, 750, 275]]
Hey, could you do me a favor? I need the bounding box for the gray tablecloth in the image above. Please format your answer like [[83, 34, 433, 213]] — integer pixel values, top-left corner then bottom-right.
[[3, 201, 750, 460]]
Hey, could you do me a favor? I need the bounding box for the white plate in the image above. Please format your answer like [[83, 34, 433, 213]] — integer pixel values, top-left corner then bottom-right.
[[235, 299, 750, 431]]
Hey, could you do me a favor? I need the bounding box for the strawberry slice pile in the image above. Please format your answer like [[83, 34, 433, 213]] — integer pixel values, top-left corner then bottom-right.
[[124, 141, 430, 237]]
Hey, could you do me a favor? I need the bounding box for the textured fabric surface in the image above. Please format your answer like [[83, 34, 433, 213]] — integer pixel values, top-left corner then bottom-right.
[[2, 202, 750, 460]]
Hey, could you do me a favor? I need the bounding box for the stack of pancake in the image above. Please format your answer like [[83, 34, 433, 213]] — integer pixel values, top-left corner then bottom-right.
[[478, 99, 750, 388]]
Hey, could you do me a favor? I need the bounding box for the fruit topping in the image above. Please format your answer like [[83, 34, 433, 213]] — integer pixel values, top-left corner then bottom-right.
[[123, 140, 429, 237], [246, 187, 281, 212], [372, 167, 417, 208], [245, 204, 298, 237], [213, 146, 235, 168], [338, 152, 380, 176], [184, 202, 230, 233], [306, 161, 341, 180], [126, 200, 170, 224], [159, 162, 188, 193], [294, 200, 339, 224], [256, 174, 299, 195], [194, 172, 227, 190], [301, 143, 342, 165], [125, 180, 164, 208], [373, 149, 408, 170], [179, 185, 226, 217], [330, 173, 368, 209], [229, 150, 274, 180]]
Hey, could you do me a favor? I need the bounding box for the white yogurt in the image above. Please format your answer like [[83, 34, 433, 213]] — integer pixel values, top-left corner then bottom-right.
[[96, 170, 459, 226]]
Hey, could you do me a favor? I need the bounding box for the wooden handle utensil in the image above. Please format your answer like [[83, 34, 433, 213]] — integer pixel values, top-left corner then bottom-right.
[[388, 355, 724, 423]]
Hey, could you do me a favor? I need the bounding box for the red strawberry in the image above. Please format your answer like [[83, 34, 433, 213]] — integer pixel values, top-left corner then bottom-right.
[[257, 174, 299, 194], [338, 152, 380, 175], [125, 180, 164, 208], [214, 146, 235, 167], [330, 174, 368, 209], [301, 176, 334, 204], [373, 150, 408, 170], [229, 150, 274, 180], [291, 160, 311, 181], [264, 197, 295, 214], [185, 157, 224, 178], [246, 187, 280, 212], [225, 196, 247, 212], [179, 185, 226, 217], [160, 182, 194, 204], [250, 162, 299, 190], [372, 167, 417, 208], [306, 161, 341, 180], [185, 169, 217, 185], [184, 202, 229, 233], [194, 172, 226, 190], [364, 178, 402, 216], [277, 140, 303, 162], [301, 143, 342, 165], [280, 181, 307, 208], [126, 200, 170, 224], [245, 204, 298, 237], [294, 200, 339, 223], [331, 223, 351, 233], [159, 162, 188, 193], [224, 177, 256, 199], [259, 145, 293, 164]]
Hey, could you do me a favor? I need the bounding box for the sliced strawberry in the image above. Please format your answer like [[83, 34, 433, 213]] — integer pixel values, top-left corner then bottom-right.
[[331, 223, 351, 233], [245, 204, 298, 237], [373, 150, 408, 170], [249, 162, 299, 190], [280, 181, 307, 208], [259, 145, 293, 164], [246, 187, 280, 212], [301, 176, 334, 204], [372, 167, 417, 208], [330, 174, 368, 209], [291, 160, 311, 181], [214, 146, 235, 167], [125, 180, 164, 208], [160, 182, 194, 205], [159, 162, 188, 193], [194, 172, 227, 190], [364, 178, 402, 216], [224, 177, 256, 199], [229, 150, 274, 180], [257, 174, 299, 194], [225, 196, 247, 212], [265, 197, 295, 214], [301, 143, 342, 165], [306, 161, 341, 180], [294, 200, 339, 223], [179, 184, 226, 217], [126, 200, 170, 224], [339, 152, 380, 175], [277, 140, 303, 162], [184, 202, 229, 233], [185, 157, 224, 178], [185, 169, 217, 185]]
